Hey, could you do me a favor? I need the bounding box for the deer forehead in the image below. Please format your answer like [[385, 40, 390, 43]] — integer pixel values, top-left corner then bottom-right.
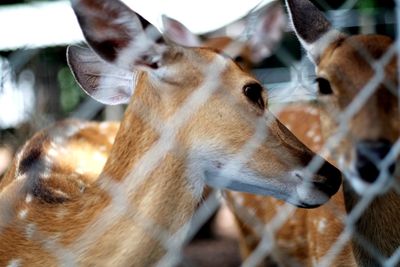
[[155, 47, 223, 77], [318, 35, 395, 87], [203, 37, 250, 60], [146, 46, 252, 100]]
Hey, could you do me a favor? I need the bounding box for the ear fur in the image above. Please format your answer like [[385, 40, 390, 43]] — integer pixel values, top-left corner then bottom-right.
[[247, 1, 287, 63], [162, 15, 201, 47], [70, 0, 167, 70], [285, 0, 345, 63], [67, 45, 136, 105]]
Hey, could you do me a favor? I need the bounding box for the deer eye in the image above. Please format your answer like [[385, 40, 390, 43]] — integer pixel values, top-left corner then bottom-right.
[[316, 77, 333, 95], [234, 56, 244, 63], [243, 83, 265, 110]]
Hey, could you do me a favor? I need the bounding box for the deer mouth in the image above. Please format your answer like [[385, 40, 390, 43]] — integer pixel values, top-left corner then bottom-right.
[[297, 202, 322, 209], [339, 154, 397, 195], [291, 165, 341, 207]]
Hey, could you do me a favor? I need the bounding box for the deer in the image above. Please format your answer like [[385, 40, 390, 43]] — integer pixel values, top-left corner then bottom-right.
[[161, 3, 326, 259], [219, 0, 400, 266], [287, 0, 399, 265], [0, 0, 342, 265], [161, 4, 324, 241]]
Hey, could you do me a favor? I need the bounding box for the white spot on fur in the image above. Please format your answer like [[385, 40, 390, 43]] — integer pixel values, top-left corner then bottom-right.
[[18, 209, 28, 220], [6, 259, 21, 267], [306, 130, 315, 138], [53, 189, 69, 199], [313, 135, 321, 143], [25, 223, 36, 239], [318, 218, 327, 233], [25, 194, 33, 203], [56, 208, 67, 219]]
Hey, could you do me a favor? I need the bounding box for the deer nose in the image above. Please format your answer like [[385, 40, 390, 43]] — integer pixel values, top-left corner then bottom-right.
[[313, 161, 342, 197], [355, 139, 395, 183]]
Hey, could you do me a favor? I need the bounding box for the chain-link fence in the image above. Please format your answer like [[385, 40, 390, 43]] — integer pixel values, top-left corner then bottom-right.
[[0, 0, 399, 266]]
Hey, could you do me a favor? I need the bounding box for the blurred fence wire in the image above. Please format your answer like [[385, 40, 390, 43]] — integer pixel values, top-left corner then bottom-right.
[[0, 0, 399, 266]]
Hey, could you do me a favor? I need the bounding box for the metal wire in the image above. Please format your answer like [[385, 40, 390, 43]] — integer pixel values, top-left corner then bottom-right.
[[0, 1, 399, 267]]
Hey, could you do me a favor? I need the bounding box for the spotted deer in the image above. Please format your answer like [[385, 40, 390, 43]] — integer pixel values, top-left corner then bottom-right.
[[289, 0, 399, 265], [221, 0, 400, 266], [0, 0, 342, 265], [161, 3, 326, 260]]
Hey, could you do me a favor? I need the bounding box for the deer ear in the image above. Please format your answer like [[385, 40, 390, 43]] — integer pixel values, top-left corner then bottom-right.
[[70, 0, 166, 71], [285, 0, 344, 63], [162, 15, 201, 47], [67, 45, 136, 105], [248, 2, 287, 63]]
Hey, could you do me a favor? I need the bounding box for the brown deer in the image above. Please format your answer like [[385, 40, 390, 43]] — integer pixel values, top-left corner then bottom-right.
[[223, 0, 400, 266], [288, 0, 399, 265], [0, 0, 341, 265], [161, 4, 326, 261]]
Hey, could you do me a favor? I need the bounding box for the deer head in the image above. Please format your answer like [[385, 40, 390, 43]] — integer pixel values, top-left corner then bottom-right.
[[286, 0, 399, 192]]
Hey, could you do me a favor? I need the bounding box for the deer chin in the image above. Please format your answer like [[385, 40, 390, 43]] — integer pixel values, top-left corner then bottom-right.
[[294, 182, 330, 208], [203, 168, 332, 209]]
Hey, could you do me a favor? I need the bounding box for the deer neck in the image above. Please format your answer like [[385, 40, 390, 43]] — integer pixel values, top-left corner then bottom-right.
[[342, 181, 400, 266], [319, 108, 400, 265], [90, 79, 203, 265]]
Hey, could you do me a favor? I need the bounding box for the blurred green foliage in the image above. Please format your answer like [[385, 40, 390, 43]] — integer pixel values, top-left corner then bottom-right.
[[357, 0, 376, 9], [57, 67, 85, 114]]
